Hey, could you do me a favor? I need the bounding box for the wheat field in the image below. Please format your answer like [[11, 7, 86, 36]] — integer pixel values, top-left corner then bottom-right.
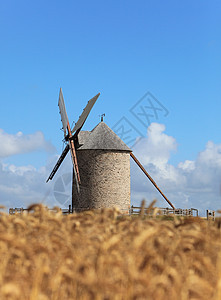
[[0, 203, 221, 299]]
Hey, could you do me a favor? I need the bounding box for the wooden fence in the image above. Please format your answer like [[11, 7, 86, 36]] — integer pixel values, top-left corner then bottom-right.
[[129, 206, 199, 217], [9, 206, 200, 217], [9, 207, 72, 215]]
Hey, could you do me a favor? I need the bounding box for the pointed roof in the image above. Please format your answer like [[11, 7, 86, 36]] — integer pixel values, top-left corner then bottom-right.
[[77, 122, 132, 152]]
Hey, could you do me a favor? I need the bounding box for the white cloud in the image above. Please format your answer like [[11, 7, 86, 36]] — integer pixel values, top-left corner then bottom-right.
[[178, 160, 195, 172], [2, 163, 36, 175], [0, 129, 55, 158], [133, 123, 177, 168], [0, 154, 73, 209], [0, 128, 69, 210], [131, 123, 221, 215]]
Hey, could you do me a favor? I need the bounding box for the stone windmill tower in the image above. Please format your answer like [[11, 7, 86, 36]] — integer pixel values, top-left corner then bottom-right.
[[72, 121, 132, 212]]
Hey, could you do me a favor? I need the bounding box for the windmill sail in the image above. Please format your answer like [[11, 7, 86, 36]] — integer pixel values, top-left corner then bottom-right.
[[47, 88, 101, 205], [58, 88, 68, 137], [48, 88, 81, 194], [46, 144, 70, 182], [72, 93, 100, 135]]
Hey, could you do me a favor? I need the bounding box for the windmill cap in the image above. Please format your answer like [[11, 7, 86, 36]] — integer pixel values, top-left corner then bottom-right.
[[77, 121, 132, 151]]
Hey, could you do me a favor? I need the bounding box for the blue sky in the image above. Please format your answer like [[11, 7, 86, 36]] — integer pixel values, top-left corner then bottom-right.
[[0, 0, 221, 214]]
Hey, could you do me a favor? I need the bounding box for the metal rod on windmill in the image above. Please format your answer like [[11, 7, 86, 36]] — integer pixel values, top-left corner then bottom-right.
[[46, 89, 100, 195], [100, 113, 105, 122]]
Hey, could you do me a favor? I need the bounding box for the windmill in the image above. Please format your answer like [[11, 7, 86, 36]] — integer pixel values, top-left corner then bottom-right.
[[47, 88, 174, 213], [46, 88, 100, 208]]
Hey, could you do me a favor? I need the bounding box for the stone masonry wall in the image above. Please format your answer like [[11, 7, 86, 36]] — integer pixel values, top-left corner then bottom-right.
[[72, 150, 131, 212]]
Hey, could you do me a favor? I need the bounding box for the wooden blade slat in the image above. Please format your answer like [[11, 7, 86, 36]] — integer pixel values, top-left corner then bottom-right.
[[58, 88, 68, 138], [72, 93, 100, 135]]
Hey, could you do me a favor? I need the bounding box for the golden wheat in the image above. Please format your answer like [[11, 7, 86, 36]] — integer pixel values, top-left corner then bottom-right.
[[0, 204, 221, 299]]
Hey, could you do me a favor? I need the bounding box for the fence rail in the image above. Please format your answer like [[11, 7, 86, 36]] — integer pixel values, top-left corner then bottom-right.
[[129, 206, 199, 217], [9, 207, 72, 215]]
